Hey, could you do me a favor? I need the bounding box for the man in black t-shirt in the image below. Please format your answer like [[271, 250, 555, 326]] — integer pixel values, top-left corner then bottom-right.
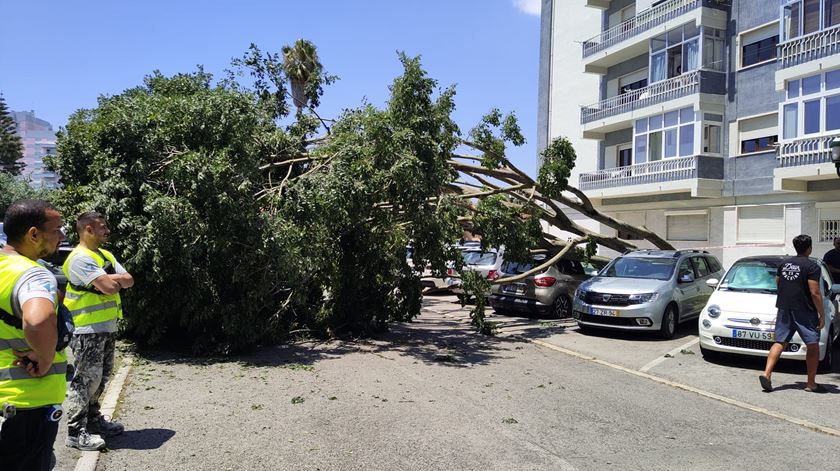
[[823, 237, 840, 284], [760, 234, 827, 393]]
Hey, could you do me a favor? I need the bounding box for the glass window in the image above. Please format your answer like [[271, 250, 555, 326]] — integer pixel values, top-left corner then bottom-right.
[[635, 118, 648, 133], [668, 27, 683, 46], [742, 35, 779, 67], [680, 107, 694, 123], [804, 0, 821, 34], [649, 114, 663, 130], [691, 257, 711, 277], [678, 260, 695, 280], [635, 136, 647, 163], [804, 99, 821, 134], [784, 103, 798, 139], [664, 111, 679, 127], [788, 80, 800, 99], [828, 0, 840, 27], [679, 124, 694, 156], [802, 75, 821, 95], [785, 2, 801, 40], [618, 147, 633, 167], [664, 128, 678, 158], [683, 39, 700, 72], [652, 34, 667, 52], [827, 95, 840, 130], [827, 70, 840, 90], [704, 124, 721, 154], [704, 113, 723, 122], [741, 135, 778, 154], [650, 52, 667, 83], [684, 22, 700, 39], [649, 132, 663, 161]]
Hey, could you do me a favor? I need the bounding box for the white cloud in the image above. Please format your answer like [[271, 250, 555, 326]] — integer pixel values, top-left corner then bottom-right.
[[513, 0, 541, 16]]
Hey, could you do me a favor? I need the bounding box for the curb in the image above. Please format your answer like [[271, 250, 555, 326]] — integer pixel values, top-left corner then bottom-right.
[[73, 354, 134, 471]]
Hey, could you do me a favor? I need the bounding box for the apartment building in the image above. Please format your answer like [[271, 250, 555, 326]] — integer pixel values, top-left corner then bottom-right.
[[539, 0, 840, 267], [12, 110, 60, 189]]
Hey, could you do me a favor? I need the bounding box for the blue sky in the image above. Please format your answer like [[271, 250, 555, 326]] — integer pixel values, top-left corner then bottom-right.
[[1, 0, 542, 176]]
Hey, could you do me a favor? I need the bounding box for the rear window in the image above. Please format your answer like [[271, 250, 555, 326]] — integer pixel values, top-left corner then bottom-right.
[[462, 251, 498, 266], [558, 259, 585, 275], [501, 254, 545, 274]]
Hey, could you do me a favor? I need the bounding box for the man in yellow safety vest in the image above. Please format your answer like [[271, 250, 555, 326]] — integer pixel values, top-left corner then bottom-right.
[[0, 199, 68, 470], [63, 212, 133, 451]]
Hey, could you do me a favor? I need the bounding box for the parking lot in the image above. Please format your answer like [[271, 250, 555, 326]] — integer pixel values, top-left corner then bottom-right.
[[426, 293, 840, 436]]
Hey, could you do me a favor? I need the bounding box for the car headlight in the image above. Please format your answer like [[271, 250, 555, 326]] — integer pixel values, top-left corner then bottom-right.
[[575, 288, 586, 301], [628, 292, 658, 304], [707, 304, 721, 319]]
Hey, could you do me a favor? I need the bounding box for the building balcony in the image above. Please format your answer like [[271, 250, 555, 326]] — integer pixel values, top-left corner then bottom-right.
[[581, 70, 725, 138], [773, 135, 840, 191], [578, 155, 724, 200], [580, 0, 728, 74], [778, 25, 840, 70]]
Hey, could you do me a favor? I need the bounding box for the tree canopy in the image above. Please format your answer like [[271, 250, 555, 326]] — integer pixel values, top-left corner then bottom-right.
[[50, 41, 669, 353], [0, 94, 24, 176]]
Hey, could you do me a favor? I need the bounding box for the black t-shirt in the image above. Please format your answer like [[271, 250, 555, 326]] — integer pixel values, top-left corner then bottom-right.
[[823, 248, 840, 284], [776, 256, 821, 312]]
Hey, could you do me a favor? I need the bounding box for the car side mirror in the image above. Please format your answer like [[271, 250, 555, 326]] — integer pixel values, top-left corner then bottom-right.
[[679, 273, 695, 284], [706, 278, 719, 288]]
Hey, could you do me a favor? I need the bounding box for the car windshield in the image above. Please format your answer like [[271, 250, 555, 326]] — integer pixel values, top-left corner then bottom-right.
[[719, 261, 778, 293], [582, 261, 605, 276], [462, 250, 497, 266], [601, 256, 676, 281]]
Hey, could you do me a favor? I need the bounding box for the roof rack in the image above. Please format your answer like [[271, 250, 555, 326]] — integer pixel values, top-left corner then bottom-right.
[[673, 249, 710, 257]]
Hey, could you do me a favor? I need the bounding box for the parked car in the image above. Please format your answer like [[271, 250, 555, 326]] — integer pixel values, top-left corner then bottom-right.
[[445, 245, 504, 294], [573, 249, 724, 339], [489, 253, 605, 318], [0, 222, 5, 246], [697, 255, 840, 370]]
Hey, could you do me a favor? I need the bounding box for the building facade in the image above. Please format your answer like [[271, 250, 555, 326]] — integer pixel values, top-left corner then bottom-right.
[[12, 110, 59, 189], [540, 0, 840, 267]]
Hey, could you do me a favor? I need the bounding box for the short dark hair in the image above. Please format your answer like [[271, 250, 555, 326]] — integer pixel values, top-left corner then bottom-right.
[[792, 234, 812, 255], [75, 212, 106, 235], [3, 199, 56, 244]]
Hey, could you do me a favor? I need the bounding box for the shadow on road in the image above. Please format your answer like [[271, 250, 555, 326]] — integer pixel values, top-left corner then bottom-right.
[[105, 428, 176, 450]]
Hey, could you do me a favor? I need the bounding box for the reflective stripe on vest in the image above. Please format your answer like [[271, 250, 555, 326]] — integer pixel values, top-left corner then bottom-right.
[[62, 246, 122, 328], [0, 361, 67, 381], [0, 252, 67, 408]]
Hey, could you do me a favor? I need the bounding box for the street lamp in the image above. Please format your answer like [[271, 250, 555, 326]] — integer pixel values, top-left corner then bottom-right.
[[831, 136, 840, 177]]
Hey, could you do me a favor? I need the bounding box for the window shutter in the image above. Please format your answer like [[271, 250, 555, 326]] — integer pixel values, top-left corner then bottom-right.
[[737, 206, 784, 242], [666, 214, 708, 241]]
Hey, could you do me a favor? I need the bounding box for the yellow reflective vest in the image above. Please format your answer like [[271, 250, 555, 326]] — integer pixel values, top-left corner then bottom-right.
[[62, 246, 123, 330], [0, 252, 68, 408]]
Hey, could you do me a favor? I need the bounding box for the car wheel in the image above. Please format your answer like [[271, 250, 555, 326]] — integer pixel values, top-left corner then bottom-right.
[[699, 345, 719, 362], [819, 327, 835, 373], [552, 295, 572, 319], [659, 304, 677, 339]]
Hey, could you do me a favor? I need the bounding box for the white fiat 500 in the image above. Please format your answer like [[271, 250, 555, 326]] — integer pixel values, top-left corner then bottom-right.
[[698, 255, 840, 370]]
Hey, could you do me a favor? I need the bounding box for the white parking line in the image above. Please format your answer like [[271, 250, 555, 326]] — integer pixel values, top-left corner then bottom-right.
[[530, 338, 840, 439], [639, 337, 700, 372]]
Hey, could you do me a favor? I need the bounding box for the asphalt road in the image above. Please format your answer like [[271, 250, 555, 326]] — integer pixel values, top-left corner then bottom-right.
[[74, 294, 840, 470]]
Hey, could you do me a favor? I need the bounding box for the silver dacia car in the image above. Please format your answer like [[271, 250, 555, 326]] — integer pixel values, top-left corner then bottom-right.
[[572, 249, 724, 339]]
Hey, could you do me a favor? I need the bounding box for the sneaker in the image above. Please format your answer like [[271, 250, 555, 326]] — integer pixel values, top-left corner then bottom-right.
[[65, 431, 106, 451], [88, 416, 125, 438]]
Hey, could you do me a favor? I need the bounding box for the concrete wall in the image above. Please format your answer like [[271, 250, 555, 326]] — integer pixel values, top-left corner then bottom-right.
[[541, 0, 601, 180]]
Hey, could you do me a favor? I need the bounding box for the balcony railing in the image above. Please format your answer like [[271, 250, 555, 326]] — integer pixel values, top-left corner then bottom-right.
[[778, 25, 840, 69], [777, 135, 837, 168], [581, 71, 699, 124], [582, 0, 702, 58], [579, 155, 698, 190]]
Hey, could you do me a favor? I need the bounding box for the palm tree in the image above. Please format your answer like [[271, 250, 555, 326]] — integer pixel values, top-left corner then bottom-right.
[[282, 40, 321, 112]]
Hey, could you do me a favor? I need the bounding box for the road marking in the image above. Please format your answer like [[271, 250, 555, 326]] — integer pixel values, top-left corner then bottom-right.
[[529, 338, 840, 439], [639, 337, 700, 372]]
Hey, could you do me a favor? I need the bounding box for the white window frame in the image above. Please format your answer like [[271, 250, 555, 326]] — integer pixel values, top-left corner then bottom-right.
[[737, 20, 780, 71], [633, 107, 696, 163], [736, 205, 786, 244], [736, 111, 779, 156], [780, 68, 840, 142]]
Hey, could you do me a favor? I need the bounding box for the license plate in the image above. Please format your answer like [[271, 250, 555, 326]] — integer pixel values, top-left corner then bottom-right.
[[591, 307, 618, 317], [501, 284, 524, 294], [732, 329, 774, 341]]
